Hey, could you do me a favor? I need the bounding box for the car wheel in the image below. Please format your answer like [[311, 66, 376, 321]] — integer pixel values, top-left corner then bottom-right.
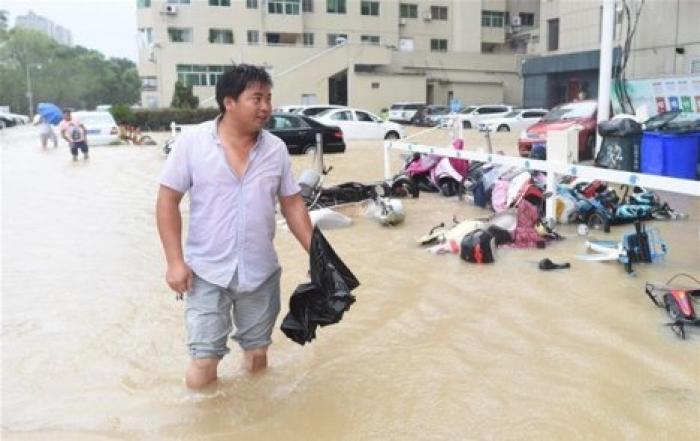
[[497, 125, 510, 132], [384, 131, 400, 140], [462, 121, 472, 129], [303, 144, 317, 155]]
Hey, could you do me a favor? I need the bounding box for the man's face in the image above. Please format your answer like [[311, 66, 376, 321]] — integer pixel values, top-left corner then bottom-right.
[[224, 82, 272, 133], [63, 112, 72, 121]]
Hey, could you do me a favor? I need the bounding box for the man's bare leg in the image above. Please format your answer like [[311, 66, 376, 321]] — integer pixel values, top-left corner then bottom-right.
[[242, 347, 268, 373], [186, 358, 219, 389]]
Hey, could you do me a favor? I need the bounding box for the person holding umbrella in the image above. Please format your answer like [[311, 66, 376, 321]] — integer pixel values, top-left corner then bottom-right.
[[59, 109, 89, 161], [35, 102, 63, 149]]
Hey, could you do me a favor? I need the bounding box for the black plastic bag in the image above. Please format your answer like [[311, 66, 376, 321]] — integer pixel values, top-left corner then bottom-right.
[[281, 227, 360, 345], [460, 229, 496, 264]]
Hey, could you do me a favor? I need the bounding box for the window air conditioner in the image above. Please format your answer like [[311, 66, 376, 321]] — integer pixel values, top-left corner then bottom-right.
[[511, 16, 522, 26], [422, 11, 432, 21], [165, 5, 178, 15], [399, 18, 407, 26]]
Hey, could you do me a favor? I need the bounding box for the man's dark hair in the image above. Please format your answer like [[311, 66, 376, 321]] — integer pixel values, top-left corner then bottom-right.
[[215, 64, 272, 113]]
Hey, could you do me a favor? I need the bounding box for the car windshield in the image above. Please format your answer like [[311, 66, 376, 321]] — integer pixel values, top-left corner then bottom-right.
[[314, 109, 335, 118], [390, 104, 404, 110], [460, 106, 476, 114], [503, 111, 520, 118], [542, 102, 596, 122]]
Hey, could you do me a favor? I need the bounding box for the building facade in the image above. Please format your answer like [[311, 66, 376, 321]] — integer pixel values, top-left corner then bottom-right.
[[15, 10, 73, 46], [522, 0, 700, 109], [136, 0, 540, 112]]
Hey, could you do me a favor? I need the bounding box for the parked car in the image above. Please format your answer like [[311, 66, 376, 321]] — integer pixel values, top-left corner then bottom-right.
[[388, 102, 425, 123], [0, 112, 30, 128], [477, 108, 548, 133], [313, 107, 405, 140], [433, 105, 477, 127], [517, 100, 598, 159], [295, 104, 347, 117], [458, 104, 514, 129], [70, 111, 120, 146], [273, 105, 305, 113], [265, 113, 345, 154], [410, 105, 450, 126]]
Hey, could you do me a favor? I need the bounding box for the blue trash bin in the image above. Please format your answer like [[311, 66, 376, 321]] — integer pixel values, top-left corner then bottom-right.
[[641, 131, 699, 179]]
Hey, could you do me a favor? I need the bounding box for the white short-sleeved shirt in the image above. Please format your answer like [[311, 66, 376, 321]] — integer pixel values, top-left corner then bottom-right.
[[159, 117, 300, 290]]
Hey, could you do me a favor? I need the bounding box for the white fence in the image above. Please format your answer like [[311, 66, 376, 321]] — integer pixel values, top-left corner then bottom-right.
[[383, 133, 700, 222]]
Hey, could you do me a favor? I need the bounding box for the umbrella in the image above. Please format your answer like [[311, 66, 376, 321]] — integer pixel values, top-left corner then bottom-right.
[[36, 103, 63, 125]]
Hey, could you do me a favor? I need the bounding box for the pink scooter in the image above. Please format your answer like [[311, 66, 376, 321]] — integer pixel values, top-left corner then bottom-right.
[[429, 139, 470, 197]]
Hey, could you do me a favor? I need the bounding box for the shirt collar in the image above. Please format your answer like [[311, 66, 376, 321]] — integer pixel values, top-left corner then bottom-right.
[[211, 114, 264, 151]]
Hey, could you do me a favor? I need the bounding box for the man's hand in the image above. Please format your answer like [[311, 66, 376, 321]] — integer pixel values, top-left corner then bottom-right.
[[166, 260, 193, 297]]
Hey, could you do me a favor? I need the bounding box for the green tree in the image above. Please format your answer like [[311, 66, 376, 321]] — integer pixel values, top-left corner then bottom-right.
[[170, 80, 199, 109], [0, 28, 140, 114]]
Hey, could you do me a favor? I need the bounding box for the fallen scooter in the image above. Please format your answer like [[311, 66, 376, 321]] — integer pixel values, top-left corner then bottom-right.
[[645, 273, 700, 339]]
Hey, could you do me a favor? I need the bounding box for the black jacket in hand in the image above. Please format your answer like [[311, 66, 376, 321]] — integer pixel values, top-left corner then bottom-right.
[[281, 227, 360, 345]]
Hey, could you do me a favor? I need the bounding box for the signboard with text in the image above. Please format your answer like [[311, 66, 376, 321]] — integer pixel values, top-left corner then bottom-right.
[[611, 75, 700, 119]]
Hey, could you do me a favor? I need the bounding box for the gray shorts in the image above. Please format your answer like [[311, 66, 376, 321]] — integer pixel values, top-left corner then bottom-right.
[[185, 269, 281, 359]]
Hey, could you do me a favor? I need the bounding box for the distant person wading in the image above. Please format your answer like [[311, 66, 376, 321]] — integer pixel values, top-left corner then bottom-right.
[[59, 109, 88, 161], [156, 64, 314, 390]]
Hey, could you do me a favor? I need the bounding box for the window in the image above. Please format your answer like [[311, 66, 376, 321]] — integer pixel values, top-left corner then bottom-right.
[[327, 33, 348, 46], [168, 27, 192, 43], [430, 6, 447, 20], [522, 111, 546, 118], [266, 33, 281, 44], [360, 35, 379, 45], [371, 82, 380, 89], [141, 76, 157, 91], [137, 0, 151, 8], [361, 1, 379, 16], [330, 110, 353, 121], [481, 10, 504, 27], [167, 0, 190, 4], [430, 39, 447, 52], [691, 58, 700, 74], [209, 0, 230, 5], [519, 12, 534, 26], [302, 0, 313, 12], [176, 64, 226, 87], [356, 111, 375, 122], [303, 32, 314, 46], [547, 18, 559, 51], [246, 0, 258, 8], [139, 27, 153, 44], [209, 29, 233, 44], [327, 0, 346, 14], [247, 30, 259, 44], [268, 0, 300, 15], [269, 115, 303, 129], [400, 3, 418, 18]]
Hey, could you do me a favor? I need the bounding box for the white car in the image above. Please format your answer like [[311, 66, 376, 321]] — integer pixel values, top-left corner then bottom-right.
[[71, 111, 120, 146], [313, 108, 405, 140], [388, 102, 425, 123], [458, 104, 514, 129], [477, 108, 549, 133], [274, 105, 305, 113], [295, 104, 347, 117]]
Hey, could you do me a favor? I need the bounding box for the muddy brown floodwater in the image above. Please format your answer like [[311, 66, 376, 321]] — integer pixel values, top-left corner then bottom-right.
[[2, 124, 699, 440]]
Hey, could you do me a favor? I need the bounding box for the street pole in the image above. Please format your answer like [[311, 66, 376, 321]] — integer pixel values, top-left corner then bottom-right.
[[26, 64, 34, 117], [596, 0, 615, 156]]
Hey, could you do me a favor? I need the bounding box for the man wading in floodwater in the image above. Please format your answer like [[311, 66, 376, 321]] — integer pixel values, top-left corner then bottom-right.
[[156, 65, 313, 389]]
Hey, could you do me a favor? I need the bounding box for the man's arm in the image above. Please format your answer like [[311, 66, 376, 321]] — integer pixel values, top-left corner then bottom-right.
[[156, 184, 192, 294], [279, 193, 313, 252]]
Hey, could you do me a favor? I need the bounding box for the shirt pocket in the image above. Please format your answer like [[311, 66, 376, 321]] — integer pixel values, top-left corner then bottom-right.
[[258, 172, 281, 195]]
